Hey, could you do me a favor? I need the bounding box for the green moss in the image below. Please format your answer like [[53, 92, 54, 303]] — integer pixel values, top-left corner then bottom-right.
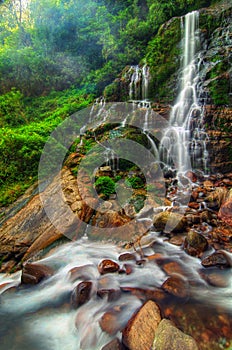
[[95, 176, 116, 199], [208, 76, 230, 105], [145, 17, 182, 101], [125, 176, 145, 189]]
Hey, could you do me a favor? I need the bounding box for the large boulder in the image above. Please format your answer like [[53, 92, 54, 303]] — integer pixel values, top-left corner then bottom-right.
[[153, 211, 187, 233], [152, 319, 199, 350], [184, 230, 208, 257], [21, 263, 54, 285], [70, 281, 93, 308], [201, 250, 232, 268], [122, 300, 161, 350]]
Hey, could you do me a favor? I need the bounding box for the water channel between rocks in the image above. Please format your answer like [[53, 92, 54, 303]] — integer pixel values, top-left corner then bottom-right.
[[0, 235, 231, 350]]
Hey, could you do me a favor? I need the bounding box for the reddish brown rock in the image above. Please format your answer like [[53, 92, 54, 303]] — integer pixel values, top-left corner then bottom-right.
[[118, 263, 133, 275], [185, 171, 198, 183], [121, 287, 166, 303], [21, 263, 54, 285], [201, 250, 232, 268], [161, 261, 186, 276], [122, 300, 162, 350], [99, 310, 121, 335], [118, 253, 136, 261], [98, 259, 120, 275], [205, 187, 228, 210], [169, 235, 184, 246], [68, 264, 96, 282], [161, 274, 189, 298], [97, 275, 121, 301], [203, 180, 214, 189], [200, 270, 230, 288], [71, 281, 92, 308], [218, 190, 232, 226], [188, 202, 200, 210]]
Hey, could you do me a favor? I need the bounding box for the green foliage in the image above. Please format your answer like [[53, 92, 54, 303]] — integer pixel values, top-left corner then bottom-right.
[[0, 89, 27, 127], [95, 176, 115, 198], [146, 16, 182, 101], [208, 77, 230, 105], [0, 88, 93, 206], [125, 176, 145, 189]]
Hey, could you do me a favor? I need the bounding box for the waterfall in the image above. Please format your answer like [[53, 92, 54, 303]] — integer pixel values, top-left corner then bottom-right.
[[160, 11, 208, 174], [129, 65, 150, 101]]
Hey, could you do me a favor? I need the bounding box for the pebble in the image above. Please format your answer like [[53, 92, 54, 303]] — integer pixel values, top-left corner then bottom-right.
[[98, 259, 120, 275]]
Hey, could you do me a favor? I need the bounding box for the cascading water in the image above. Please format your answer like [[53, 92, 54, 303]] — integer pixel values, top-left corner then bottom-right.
[[129, 64, 150, 102], [159, 11, 209, 174]]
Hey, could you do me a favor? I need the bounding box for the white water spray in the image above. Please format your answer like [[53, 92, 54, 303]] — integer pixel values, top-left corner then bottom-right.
[[160, 11, 208, 174]]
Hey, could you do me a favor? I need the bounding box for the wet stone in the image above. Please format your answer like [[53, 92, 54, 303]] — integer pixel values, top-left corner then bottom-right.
[[122, 300, 162, 350], [161, 261, 186, 276], [184, 230, 208, 257], [97, 288, 121, 301], [99, 310, 121, 335], [136, 259, 147, 266], [200, 270, 230, 288], [118, 263, 133, 275], [153, 211, 187, 233], [188, 202, 200, 210], [169, 235, 184, 246], [152, 319, 199, 350], [118, 253, 136, 261], [120, 287, 166, 303], [161, 274, 189, 298], [68, 264, 96, 282], [201, 250, 232, 268], [71, 281, 92, 308], [97, 276, 121, 301], [98, 259, 120, 275], [185, 171, 198, 183], [21, 263, 54, 285], [101, 338, 126, 350]]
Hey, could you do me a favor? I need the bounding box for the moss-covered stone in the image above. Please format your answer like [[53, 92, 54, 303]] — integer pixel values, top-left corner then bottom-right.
[[153, 319, 199, 350]]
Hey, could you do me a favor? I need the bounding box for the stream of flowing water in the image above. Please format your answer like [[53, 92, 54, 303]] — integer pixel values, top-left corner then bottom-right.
[[0, 235, 231, 350]]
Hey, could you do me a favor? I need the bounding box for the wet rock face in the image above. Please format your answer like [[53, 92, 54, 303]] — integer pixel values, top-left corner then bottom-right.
[[122, 300, 162, 350], [161, 274, 189, 298], [218, 189, 232, 226], [98, 259, 120, 275], [205, 107, 232, 174], [21, 263, 54, 285], [152, 319, 199, 350], [71, 281, 93, 308], [97, 275, 121, 301], [201, 250, 232, 268], [184, 230, 209, 257], [153, 211, 187, 233]]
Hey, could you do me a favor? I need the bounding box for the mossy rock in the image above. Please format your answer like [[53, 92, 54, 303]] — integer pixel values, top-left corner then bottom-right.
[[153, 319, 199, 350], [153, 211, 187, 233]]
